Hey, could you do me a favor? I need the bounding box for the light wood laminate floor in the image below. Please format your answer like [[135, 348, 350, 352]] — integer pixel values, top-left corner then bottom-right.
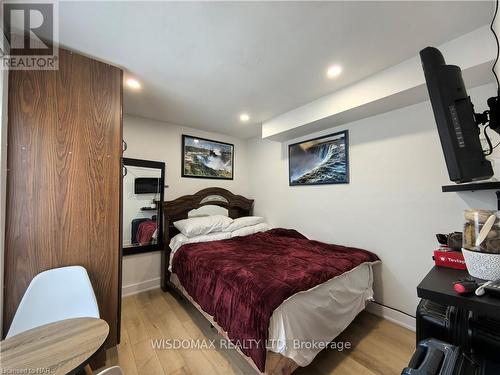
[[104, 289, 414, 375]]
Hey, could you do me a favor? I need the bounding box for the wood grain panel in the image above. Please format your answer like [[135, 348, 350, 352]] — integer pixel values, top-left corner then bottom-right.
[[3, 48, 122, 347]]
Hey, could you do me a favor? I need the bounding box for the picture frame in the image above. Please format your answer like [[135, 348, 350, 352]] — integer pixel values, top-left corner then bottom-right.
[[182, 135, 234, 180], [288, 130, 349, 186]]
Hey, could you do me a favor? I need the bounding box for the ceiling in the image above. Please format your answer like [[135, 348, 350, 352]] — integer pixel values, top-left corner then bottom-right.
[[53, 1, 492, 138]]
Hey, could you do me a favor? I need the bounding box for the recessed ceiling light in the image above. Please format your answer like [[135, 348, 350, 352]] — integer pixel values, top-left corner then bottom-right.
[[126, 78, 141, 90], [327, 65, 342, 79], [240, 113, 250, 122]]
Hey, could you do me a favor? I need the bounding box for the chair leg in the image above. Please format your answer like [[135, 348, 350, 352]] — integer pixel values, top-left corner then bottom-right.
[[84, 364, 93, 375]]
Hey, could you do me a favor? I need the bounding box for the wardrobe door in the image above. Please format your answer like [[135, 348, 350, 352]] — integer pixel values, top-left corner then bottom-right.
[[3, 48, 122, 347]]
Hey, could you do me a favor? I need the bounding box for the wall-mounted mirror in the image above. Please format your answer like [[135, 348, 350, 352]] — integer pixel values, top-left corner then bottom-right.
[[122, 158, 165, 256]]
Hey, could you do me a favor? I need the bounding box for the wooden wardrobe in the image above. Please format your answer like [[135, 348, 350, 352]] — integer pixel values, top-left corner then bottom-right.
[[3, 48, 123, 348]]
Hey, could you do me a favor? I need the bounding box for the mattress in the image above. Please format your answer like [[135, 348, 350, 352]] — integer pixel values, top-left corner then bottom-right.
[[169, 261, 374, 367]]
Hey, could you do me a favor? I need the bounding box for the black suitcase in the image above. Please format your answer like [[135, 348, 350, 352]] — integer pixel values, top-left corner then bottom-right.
[[402, 339, 459, 375], [416, 299, 456, 344], [469, 314, 500, 363], [402, 338, 500, 375]]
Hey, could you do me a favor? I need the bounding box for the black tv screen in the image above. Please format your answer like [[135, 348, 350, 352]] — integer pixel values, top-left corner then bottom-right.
[[134, 177, 161, 194], [420, 46, 493, 183]]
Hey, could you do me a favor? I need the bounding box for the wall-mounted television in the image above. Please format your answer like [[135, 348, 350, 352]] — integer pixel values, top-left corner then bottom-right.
[[420, 46, 494, 183], [134, 177, 161, 194]]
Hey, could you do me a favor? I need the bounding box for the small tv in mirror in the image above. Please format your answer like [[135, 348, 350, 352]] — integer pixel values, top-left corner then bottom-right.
[[134, 177, 161, 194]]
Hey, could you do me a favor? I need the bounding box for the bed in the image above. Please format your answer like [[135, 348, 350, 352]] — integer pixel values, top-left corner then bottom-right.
[[161, 188, 379, 375]]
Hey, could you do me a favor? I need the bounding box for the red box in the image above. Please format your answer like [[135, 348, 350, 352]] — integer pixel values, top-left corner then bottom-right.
[[433, 249, 467, 270]]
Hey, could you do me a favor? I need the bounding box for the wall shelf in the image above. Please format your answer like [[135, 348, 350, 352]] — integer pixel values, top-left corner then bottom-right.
[[442, 181, 500, 209], [442, 181, 500, 193], [140, 207, 157, 211]]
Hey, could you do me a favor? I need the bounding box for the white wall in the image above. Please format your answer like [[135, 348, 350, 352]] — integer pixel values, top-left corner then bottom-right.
[[122, 114, 249, 295], [247, 83, 499, 318], [0, 49, 8, 335]]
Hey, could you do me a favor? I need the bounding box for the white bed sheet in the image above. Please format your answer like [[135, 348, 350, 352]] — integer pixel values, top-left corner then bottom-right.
[[169, 262, 375, 368], [268, 262, 375, 366]]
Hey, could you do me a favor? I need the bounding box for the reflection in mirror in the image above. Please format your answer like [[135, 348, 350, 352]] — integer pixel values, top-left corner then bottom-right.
[[123, 163, 163, 251], [188, 205, 228, 218]]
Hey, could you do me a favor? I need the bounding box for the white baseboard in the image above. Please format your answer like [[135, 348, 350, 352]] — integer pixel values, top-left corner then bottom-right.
[[122, 277, 161, 297], [366, 301, 416, 332]]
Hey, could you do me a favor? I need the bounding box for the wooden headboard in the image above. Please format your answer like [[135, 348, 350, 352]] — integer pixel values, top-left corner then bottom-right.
[[161, 187, 254, 290], [162, 187, 254, 243]]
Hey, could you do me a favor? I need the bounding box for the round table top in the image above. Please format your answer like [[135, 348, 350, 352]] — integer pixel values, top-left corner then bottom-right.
[[0, 317, 109, 375]]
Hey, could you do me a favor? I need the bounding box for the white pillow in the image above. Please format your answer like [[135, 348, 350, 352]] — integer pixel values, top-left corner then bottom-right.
[[225, 216, 265, 232], [231, 223, 270, 238], [174, 215, 233, 238]]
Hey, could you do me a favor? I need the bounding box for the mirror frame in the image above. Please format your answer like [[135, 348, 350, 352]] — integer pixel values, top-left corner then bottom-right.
[[122, 157, 165, 256]]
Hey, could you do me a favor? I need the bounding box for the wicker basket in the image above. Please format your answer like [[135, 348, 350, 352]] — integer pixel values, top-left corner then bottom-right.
[[462, 248, 500, 280]]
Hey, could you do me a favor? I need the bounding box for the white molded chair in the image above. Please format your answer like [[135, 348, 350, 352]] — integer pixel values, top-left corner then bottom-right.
[[6, 265, 100, 338], [96, 366, 124, 375]]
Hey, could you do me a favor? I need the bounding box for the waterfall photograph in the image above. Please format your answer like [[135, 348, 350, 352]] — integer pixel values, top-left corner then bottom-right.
[[288, 130, 349, 186], [182, 135, 234, 179]]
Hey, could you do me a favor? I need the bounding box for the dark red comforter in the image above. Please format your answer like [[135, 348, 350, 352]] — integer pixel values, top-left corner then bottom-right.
[[172, 228, 379, 371]]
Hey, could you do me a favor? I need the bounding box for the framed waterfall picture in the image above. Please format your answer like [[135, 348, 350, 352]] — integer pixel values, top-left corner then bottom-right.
[[182, 135, 234, 179], [288, 130, 349, 186]]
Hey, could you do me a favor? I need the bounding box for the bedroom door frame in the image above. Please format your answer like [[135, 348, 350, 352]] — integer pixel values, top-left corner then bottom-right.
[[122, 157, 165, 256]]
